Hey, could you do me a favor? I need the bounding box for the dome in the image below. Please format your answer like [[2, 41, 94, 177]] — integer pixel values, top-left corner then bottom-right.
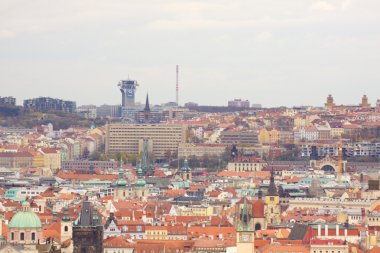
[[115, 168, 127, 187], [9, 211, 42, 229]]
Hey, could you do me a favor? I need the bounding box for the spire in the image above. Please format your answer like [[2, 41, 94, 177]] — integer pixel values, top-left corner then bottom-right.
[[267, 169, 279, 196], [144, 93, 150, 112], [134, 162, 146, 188], [237, 196, 253, 231]]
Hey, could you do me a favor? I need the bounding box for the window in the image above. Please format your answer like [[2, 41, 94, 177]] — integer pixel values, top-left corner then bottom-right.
[[11, 232, 14, 241], [20, 232, 25, 241], [64, 225, 69, 232], [32, 232, 36, 241]]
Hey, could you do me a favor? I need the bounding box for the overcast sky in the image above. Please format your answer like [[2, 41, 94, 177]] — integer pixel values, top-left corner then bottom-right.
[[1, 0, 380, 107]]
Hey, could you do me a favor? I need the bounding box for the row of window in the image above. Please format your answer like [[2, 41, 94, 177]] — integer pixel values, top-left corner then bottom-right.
[[11, 232, 36, 241]]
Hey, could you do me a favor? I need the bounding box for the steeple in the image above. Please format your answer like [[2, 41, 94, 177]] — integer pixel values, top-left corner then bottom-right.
[[267, 169, 278, 196], [144, 93, 150, 112], [239, 197, 250, 231], [134, 162, 146, 188]]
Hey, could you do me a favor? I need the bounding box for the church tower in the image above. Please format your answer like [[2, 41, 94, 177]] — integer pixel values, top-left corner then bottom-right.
[[264, 170, 281, 225], [134, 163, 148, 201], [60, 205, 72, 242], [236, 197, 255, 253], [181, 159, 192, 181], [73, 201, 103, 253]]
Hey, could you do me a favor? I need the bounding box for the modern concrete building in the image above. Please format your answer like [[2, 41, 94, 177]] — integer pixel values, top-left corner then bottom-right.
[[77, 105, 97, 119], [23, 97, 76, 113], [228, 99, 250, 108], [0, 96, 16, 106], [220, 131, 258, 145], [105, 123, 187, 159], [118, 79, 138, 107]]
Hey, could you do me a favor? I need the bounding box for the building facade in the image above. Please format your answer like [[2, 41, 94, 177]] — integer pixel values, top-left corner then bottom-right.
[[105, 123, 187, 159], [23, 97, 76, 113]]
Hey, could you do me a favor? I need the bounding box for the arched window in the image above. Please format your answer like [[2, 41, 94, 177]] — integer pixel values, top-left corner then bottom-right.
[[255, 223, 261, 230], [11, 232, 14, 241], [20, 232, 25, 241], [32, 232, 36, 241], [64, 225, 69, 232]]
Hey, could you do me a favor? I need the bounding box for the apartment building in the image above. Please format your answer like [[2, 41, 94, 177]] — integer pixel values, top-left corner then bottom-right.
[[105, 123, 187, 159]]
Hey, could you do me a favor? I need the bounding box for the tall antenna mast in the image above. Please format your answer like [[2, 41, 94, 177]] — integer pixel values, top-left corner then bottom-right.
[[176, 65, 179, 107]]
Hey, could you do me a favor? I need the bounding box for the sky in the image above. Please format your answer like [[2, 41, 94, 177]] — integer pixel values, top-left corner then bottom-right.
[[1, 0, 380, 107]]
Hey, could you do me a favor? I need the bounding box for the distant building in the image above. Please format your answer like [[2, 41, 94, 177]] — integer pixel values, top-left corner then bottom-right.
[[118, 79, 138, 107], [184, 102, 199, 108], [24, 97, 76, 113], [376, 99, 380, 113], [325, 94, 335, 110], [227, 156, 267, 172], [135, 94, 161, 123], [0, 96, 16, 106], [228, 99, 250, 108], [220, 130, 258, 145], [360, 95, 371, 108], [97, 104, 121, 118], [106, 123, 187, 159], [0, 152, 33, 168], [77, 105, 97, 119], [62, 160, 119, 170]]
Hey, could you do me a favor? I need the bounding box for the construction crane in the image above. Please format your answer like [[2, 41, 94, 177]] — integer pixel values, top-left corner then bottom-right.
[[288, 139, 355, 183]]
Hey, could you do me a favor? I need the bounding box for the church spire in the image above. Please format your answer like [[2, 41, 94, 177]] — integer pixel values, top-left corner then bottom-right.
[[267, 169, 278, 196], [144, 93, 150, 112]]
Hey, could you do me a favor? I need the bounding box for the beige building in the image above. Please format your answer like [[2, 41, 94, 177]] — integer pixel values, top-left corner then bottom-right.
[[227, 157, 267, 172], [105, 123, 187, 158], [178, 143, 227, 158], [258, 128, 280, 144]]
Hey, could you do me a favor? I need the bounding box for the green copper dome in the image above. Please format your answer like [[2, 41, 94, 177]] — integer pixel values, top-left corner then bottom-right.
[[115, 168, 127, 187], [9, 202, 42, 229]]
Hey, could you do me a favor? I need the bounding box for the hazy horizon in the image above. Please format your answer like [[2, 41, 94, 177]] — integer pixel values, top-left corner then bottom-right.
[[1, 0, 380, 107]]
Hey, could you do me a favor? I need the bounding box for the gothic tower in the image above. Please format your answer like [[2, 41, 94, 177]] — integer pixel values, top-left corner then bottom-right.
[[73, 201, 103, 253], [236, 197, 255, 253], [264, 170, 281, 225]]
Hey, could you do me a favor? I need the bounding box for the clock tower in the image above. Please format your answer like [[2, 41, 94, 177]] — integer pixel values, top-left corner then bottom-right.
[[236, 196, 255, 253], [264, 169, 281, 225]]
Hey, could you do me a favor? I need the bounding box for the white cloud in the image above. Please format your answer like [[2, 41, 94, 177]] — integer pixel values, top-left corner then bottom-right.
[[311, 1, 336, 11]]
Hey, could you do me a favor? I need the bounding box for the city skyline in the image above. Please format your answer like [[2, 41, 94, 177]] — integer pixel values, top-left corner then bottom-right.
[[1, 1, 380, 107]]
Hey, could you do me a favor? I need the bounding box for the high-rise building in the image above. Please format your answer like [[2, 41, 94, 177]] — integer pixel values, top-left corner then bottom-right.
[[0, 96, 16, 106], [73, 201, 103, 253], [118, 79, 138, 107], [105, 123, 187, 159], [23, 97, 76, 113]]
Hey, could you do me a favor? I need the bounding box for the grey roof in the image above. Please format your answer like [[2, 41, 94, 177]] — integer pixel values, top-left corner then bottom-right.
[[288, 223, 309, 240], [78, 201, 92, 226]]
